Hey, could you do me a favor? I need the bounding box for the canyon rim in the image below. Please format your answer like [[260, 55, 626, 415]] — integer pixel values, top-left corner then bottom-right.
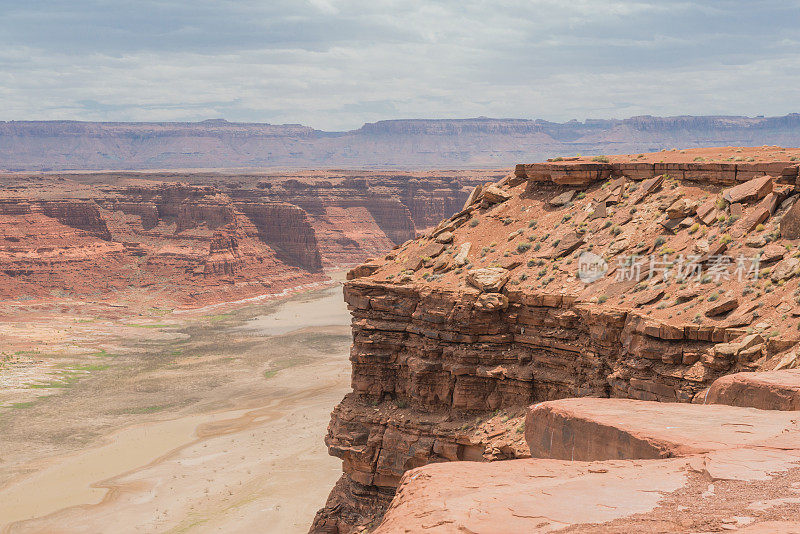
[[5, 1, 800, 532]]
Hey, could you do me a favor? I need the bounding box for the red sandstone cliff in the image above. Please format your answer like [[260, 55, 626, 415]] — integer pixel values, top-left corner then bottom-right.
[[312, 147, 800, 532]]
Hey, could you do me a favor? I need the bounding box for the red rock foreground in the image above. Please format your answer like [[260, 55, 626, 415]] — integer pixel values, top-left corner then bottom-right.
[[313, 148, 800, 533], [378, 385, 800, 533], [0, 169, 492, 305]]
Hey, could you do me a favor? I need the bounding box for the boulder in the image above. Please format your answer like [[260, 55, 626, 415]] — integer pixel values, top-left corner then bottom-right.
[[780, 199, 800, 239], [631, 174, 664, 204], [453, 242, 471, 266], [550, 232, 585, 259], [462, 184, 483, 210], [499, 257, 522, 270], [634, 288, 664, 307], [760, 192, 781, 215], [346, 262, 381, 280], [432, 257, 449, 272], [435, 231, 454, 244], [722, 175, 773, 204], [745, 235, 766, 248], [761, 243, 786, 264], [406, 242, 446, 270], [676, 288, 700, 302], [482, 185, 512, 204], [548, 190, 575, 207], [732, 206, 770, 238], [666, 198, 698, 219], [696, 200, 719, 225], [770, 257, 800, 282], [466, 267, 509, 292], [705, 297, 739, 317], [704, 370, 800, 411], [589, 201, 607, 219], [474, 292, 509, 312]]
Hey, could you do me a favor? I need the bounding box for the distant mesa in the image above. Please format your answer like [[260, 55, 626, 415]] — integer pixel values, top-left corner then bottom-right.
[[2, 114, 800, 171]]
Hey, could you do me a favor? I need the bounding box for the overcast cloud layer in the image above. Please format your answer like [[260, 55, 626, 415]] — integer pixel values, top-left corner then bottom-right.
[[1, 1, 799, 130]]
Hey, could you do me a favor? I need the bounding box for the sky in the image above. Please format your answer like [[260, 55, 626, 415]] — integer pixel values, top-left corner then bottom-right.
[[0, 0, 799, 131]]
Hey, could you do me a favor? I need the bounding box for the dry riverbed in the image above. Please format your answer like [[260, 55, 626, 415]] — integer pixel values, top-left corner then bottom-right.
[[0, 278, 351, 533]]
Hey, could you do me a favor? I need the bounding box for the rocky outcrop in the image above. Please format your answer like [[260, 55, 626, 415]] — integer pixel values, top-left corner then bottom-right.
[[314, 149, 800, 532], [236, 202, 322, 271], [39, 200, 112, 241]]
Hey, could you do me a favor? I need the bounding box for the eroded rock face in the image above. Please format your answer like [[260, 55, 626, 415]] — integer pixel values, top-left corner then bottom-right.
[[0, 170, 493, 304], [313, 152, 800, 533]]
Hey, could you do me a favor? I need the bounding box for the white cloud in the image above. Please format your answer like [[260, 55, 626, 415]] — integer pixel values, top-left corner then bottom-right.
[[0, 1, 798, 129]]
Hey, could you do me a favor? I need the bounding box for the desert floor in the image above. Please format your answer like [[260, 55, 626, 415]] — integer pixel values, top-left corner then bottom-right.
[[0, 274, 351, 533]]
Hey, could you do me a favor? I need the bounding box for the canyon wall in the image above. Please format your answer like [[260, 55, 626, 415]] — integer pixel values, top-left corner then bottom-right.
[[4, 115, 800, 171], [313, 148, 800, 532], [0, 170, 491, 305]]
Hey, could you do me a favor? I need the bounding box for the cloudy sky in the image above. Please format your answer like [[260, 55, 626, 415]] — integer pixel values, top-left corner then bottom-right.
[[1, 1, 798, 130]]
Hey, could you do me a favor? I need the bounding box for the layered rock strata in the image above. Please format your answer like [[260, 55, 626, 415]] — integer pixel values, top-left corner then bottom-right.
[[0, 170, 491, 304], [314, 149, 800, 532]]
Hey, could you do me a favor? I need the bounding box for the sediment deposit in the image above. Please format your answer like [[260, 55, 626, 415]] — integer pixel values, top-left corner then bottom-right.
[[314, 147, 800, 533]]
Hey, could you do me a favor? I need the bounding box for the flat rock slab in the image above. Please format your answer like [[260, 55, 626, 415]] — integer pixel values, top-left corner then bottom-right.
[[705, 297, 738, 317], [704, 369, 800, 411], [548, 190, 575, 206], [481, 184, 511, 203], [781, 199, 800, 239], [525, 397, 800, 461], [373, 458, 689, 534], [723, 175, 773, 204]]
